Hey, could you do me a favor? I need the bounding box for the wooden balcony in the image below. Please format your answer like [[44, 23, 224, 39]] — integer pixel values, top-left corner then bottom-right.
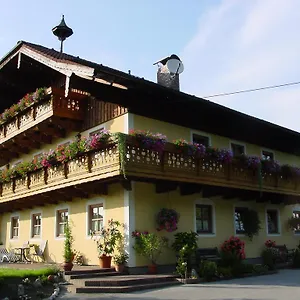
[[1, 137, 300, 211], [0, 87, 86, 163]]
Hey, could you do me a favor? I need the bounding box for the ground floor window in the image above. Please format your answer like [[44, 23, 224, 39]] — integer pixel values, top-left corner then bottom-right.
[[234, 207, 247, 234], [32, 213, 42, 238], [195, 204, 213, 234], [11, 216, 19, 239], [89, 204, 103, 234], [56, 209, 68, 237], [293, 210, 300, 233], [266, 209, 279, 234]]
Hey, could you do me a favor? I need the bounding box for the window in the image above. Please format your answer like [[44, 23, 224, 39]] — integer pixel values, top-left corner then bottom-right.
[[32, 213, 42, 238], [235, 207, 247, 234], [89, 128, 104, 137], [89, 204, 103, 234], [266, 209, 279, 234], [231, 143, 245, 157], [292, 210, 300, 233], [192, 134, 210, 147], [195, 204, 213, 234], [11, 216, 19, 239], [262, 150, 274, 161], [56, 209, 68, 237]]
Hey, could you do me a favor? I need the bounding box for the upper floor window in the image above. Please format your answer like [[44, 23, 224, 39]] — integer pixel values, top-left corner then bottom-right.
[[231, 143, 245, 157], [11, 216, 19, 239], [262, 150, 274, 161], [192, 134, 210, 147], [292, 210, 300, 233], [266, 209, 279, 234]]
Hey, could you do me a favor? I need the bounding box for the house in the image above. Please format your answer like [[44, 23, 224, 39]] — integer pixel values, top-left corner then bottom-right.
[[0, 41, 300, 270]]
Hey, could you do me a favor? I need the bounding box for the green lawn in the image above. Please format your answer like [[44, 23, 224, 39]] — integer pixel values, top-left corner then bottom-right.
[[0, 267, 59, 279]]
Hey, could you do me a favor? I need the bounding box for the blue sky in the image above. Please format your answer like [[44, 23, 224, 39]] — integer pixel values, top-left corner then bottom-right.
[[1, 0, 300, 132]]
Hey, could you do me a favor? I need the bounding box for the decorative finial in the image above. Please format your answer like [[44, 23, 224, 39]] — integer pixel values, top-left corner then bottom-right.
[[52, 15, 73, 53]]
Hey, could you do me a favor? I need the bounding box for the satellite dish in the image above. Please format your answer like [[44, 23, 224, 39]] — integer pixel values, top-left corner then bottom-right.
[[166, 58, 184, 75]]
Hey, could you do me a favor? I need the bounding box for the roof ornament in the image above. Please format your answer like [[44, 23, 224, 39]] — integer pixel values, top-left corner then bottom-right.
[[52, 15, 73, 53]]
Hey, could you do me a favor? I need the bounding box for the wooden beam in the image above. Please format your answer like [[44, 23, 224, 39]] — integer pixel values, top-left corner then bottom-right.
[[202, 185, 224, 198], [155, 181, 177, 194], [179, 183, 202, 196], [120, 179, 132, 191]]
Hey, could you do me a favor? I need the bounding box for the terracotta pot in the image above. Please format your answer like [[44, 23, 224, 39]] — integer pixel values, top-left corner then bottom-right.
[[148, 264, 157, 274], [99, 255, 112, 268], [62, 262, 73, 272], [115, 264, 125, 273]]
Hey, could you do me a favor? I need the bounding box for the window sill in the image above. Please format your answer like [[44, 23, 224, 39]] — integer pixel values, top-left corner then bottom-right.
[[267, 233, 281, 236], [197, 233, 216, 238], [55, 235, 66, 240], [9, 237, 19, 241]]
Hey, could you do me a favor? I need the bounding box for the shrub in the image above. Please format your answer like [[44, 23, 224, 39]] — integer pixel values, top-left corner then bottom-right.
[[175, 246, 188, 278], [220, 236, 245, 268], [252, 264, 269, 274], [261, 248, 279, 270], [199, 260, 217, 282], [292, 249, 300, 268], [217, 266, 233, 279], [231, 263, 253, 277]]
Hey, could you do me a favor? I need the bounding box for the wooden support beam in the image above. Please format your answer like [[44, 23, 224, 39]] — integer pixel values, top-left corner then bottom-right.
[[155, 181, 177, 194], [179, 183, 202, 196], [120, 179, 132, 191], [202, 185, 224, 198], [12, 138, 40, 150]]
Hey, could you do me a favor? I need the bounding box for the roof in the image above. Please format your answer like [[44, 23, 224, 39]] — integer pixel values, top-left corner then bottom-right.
[[1, 41, 300, 156]]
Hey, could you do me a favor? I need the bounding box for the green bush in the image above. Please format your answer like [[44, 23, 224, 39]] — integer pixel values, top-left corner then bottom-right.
[[175, 246, 188, 278], [219, 251, 241, 268], [217, 266, 233, 279], [292, 249, 300, 268], [199, 260, 217, 282], [261, 248, 278, 270], [231, 263, 253, 277], [252, 264, 269, 274]]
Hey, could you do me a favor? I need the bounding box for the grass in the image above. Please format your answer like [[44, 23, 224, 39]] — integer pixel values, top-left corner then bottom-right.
[[0, 267, 59, 279]]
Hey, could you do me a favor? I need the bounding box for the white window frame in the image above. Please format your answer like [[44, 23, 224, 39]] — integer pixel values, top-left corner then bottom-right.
[[194, 199, 216, 237], [30, 210, 43, 240], [86, 198, 105, 239], [86, 123, 107, 137], [229, 140, 246, 156], [54, 205, 70, 240], [265, 206, 281, 236], [233, 203, 252, 236], [190, 130, 211, 147], [10, 213, 20, 241], [292, 205, 300, 236], [261, 149, 275, 161]]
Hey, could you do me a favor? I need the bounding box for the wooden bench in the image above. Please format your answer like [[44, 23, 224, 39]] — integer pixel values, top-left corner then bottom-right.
[[273, 244, 294, 262], [194, 247, 221, 266]]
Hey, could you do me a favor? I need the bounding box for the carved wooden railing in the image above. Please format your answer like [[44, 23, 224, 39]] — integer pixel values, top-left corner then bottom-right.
[[0, 87, 86, 144], [123, 140, 300, 196], [0, 145, 120, 200], [1, 137, 300, 202]]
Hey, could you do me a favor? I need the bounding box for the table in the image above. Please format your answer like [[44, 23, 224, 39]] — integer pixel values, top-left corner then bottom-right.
[[14, 247, 31, 262]]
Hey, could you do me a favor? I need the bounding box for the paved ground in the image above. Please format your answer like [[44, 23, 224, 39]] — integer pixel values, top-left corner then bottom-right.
[[59, 269, 300, 300]]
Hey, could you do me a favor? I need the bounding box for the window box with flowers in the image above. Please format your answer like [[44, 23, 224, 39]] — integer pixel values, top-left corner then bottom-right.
[[173, 139, 206, 158]]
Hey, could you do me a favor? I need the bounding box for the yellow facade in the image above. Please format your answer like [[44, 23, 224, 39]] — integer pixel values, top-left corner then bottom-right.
[[133, 181, 299, 267], [0, 183, 125, 265]]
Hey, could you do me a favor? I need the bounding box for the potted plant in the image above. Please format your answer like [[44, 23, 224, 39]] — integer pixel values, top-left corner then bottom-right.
[[157, 208, 180, 232], [114, 236, 129, 273], [62, 222, 74, 271], [91, 219, 123, 269], [132, 230, 168, 274]]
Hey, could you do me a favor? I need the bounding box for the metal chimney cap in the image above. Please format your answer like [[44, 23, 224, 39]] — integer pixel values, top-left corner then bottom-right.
[[52, 15, 73, 42], [153, 54, 182, 66]]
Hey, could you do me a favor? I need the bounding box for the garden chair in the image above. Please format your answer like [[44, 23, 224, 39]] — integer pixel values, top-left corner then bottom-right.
[[0, 247, 18, 263], [31, 240, 47, 262]]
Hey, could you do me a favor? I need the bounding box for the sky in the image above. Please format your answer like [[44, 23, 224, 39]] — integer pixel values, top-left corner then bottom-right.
[[0, 0, 300, 132]]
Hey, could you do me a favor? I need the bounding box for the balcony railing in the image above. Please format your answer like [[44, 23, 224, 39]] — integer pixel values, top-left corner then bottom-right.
[[1, 136, 300, 202], [0, 87, 86, 145]]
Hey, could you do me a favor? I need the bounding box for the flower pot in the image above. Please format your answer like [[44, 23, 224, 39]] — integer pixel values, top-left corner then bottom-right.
[[62, 262, 73, 272], [99, 255, 112, 268], [115, 264, 125, 273], [147, 264, 157, 274]]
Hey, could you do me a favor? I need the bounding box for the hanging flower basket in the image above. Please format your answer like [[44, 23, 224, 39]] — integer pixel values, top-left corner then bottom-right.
[[156, 208, 180, 232]]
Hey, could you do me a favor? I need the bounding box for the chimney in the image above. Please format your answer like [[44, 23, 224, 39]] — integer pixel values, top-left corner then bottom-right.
[[154, 54, 184, 91]]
